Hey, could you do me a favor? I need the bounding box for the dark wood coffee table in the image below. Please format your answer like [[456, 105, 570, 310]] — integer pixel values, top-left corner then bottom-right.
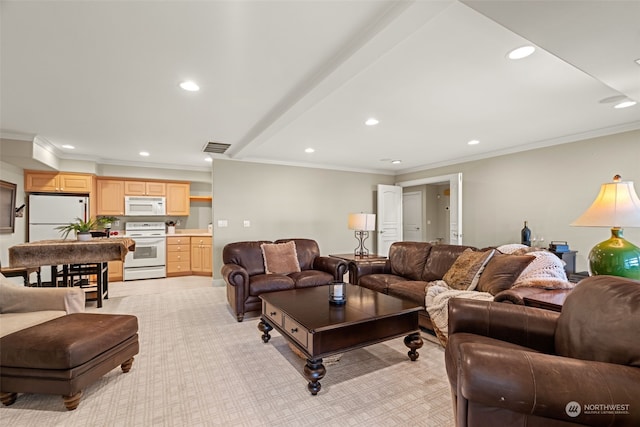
[[258, 284, 423, 395]]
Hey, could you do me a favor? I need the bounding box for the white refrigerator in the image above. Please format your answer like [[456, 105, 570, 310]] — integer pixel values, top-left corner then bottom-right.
[[28, 194, 89, 283]]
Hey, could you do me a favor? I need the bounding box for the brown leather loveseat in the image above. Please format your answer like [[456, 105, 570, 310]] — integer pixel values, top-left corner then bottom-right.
[[222, 238, 347, 321], [445, 275, 640, 426]]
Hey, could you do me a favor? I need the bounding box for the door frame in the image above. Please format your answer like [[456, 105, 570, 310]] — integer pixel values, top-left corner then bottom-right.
[[395, 173, 463, 244]]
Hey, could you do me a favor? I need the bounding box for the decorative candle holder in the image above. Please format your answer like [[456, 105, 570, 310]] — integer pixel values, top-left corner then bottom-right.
[[329, 281, 346, 305]]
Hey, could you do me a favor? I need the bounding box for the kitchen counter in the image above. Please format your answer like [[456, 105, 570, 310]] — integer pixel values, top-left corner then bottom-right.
[[167, 229, 212, 237]]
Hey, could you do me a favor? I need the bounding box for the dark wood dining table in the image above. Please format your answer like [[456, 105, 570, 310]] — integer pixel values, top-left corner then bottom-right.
[[8, 237, 135, 308]]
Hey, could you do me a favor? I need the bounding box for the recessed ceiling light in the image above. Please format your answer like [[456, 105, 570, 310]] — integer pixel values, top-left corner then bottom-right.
[[614, 100, 637, 109], [305, 148, 315, 153], [467, 139, 480, 145], [365, 118, 379, 126], [391, 160, 402, 164], [139, 151, 150, 157], [61, 144, 75, 149], [507, 45, 535, 60], [204, 157, 212, 162], [179, 81, 200, 92]]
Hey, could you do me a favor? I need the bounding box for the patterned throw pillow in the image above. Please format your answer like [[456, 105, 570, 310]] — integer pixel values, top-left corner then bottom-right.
[[260, 241, 301, 275], [442, 249, 495, 291]]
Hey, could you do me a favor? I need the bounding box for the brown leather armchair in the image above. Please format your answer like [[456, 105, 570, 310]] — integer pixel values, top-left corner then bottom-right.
[[445, 275, 640, 427], [222, 238, 347, 321]]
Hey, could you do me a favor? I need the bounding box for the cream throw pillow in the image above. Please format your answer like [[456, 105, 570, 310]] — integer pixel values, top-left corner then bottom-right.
[[443, 248, 495, 291], [261, 241, 301, 275]]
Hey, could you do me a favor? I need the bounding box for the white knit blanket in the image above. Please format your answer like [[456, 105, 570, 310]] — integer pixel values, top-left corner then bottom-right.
[[498, 244, 574, 290], [425, 281, 494, 344]]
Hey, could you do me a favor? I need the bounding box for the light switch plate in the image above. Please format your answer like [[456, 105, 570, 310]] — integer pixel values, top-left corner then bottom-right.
[[218, 220, 228, 228], [243, 220, 251, 227]]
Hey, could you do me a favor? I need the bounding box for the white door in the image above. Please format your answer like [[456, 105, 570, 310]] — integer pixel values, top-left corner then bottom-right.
[[377, 184, 402, 256], [449, 174, 463, 244], [403, 191, 422, 242]]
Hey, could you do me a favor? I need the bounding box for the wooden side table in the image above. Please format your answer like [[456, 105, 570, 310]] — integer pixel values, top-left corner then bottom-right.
[[329, 253, 387, 284], [523, 289, 572, 312]]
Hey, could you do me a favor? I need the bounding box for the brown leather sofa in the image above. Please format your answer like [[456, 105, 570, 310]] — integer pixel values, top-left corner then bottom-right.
[[353, 241, 530, 331], [445, 276, 640, 427], [222, 238, 348, 321]]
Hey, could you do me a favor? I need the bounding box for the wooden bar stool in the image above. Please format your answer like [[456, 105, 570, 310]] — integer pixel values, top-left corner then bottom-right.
[[0, 261, 41, 286]]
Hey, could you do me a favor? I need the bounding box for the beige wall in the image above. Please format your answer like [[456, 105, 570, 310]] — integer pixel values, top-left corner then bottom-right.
[[396, 129, 640, 272], [212, 160, 395, 279]]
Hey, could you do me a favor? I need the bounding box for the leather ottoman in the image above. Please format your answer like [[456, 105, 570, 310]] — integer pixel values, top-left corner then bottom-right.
[[0, 313, 139, 410]]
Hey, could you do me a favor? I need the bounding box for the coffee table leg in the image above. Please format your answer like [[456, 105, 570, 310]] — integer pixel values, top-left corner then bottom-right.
[[303, 358, 326, 396], [258, 318, 273, 343], [404, 332, 423, 361]]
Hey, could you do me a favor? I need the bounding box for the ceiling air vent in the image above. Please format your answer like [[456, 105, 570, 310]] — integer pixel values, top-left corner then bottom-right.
[[203, 141, 231, 154]]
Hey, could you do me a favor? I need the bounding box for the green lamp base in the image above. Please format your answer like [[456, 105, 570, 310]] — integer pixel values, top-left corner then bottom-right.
[[588, 228, 640, 280]]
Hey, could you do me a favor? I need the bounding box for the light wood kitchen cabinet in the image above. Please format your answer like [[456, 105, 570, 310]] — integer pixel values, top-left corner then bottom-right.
[[191, 236, 212, 276], [166, 236, 191, 277], [108, 260, 123, 282], [124, 180, 166, 196], [96, 179, 125, 216], [166, 182, 190, 216], [25, 171, 93, 193]]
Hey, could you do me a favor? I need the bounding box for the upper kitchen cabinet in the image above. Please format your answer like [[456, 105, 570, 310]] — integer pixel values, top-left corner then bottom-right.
[[96, 179, 125, 216], [166, 182, 190, 216], [25, 171, 93, 193], [124, 180, 166, 196]]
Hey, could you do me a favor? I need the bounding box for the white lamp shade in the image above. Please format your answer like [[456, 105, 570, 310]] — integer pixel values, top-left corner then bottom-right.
[[348, 213, 376, 231], [571, 179, 640, 228]]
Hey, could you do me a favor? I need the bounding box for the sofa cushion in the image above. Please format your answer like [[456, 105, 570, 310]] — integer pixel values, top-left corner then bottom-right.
[[358, 274, 406, 294], [476, 254, 535, 295], [223, 241, 272, 276], [0, 311, 66, 338], [387, 281, 430, 306], [261, 241, 301, 275], [249, 274, 295, 296], [288, 270, 333, 288], [442, 249, 495, 291], [422, 244, 476, 281], [388, 242, 432, 281]]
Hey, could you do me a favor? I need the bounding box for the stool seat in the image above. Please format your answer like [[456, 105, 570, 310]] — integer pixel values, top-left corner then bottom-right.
[[0, 313, 139, 410], [0, 266, 41, 286]]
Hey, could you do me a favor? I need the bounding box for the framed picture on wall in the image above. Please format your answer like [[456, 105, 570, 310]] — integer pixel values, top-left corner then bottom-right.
[[0, 180, 17, 233]]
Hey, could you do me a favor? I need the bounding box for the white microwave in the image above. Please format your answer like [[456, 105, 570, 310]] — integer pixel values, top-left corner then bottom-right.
[[125, 196, 166, 216]]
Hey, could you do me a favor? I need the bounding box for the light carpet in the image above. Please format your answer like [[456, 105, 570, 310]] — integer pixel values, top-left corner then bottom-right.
[[0, 280, 454, 426]]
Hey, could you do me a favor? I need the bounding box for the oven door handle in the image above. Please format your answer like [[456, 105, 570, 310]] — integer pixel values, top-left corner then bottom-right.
[[132, 238, 166, 245]]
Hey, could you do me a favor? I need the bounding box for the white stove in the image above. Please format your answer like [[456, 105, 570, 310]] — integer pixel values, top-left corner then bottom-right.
[[124, 222, 167, 281]]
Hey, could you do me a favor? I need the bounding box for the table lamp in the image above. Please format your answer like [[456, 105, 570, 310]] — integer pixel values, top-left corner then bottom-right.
[[348, 213, 376, 257], [571, 174, 640, 279]]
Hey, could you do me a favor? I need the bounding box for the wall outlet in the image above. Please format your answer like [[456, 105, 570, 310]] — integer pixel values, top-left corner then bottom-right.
[[243, 220, 251, 228]]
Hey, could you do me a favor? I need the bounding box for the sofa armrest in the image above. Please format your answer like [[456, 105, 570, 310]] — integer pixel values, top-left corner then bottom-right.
[[448, 299, 559, 353], [0, 281, 85, 314], [313, 256, 348, 281], [457, 342, 640, 426], [351, 260, 391, 282], [221, 264, 249, 289]]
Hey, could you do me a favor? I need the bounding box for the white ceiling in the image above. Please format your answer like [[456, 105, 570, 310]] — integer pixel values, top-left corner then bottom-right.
[[1, 0, 639, 174]]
